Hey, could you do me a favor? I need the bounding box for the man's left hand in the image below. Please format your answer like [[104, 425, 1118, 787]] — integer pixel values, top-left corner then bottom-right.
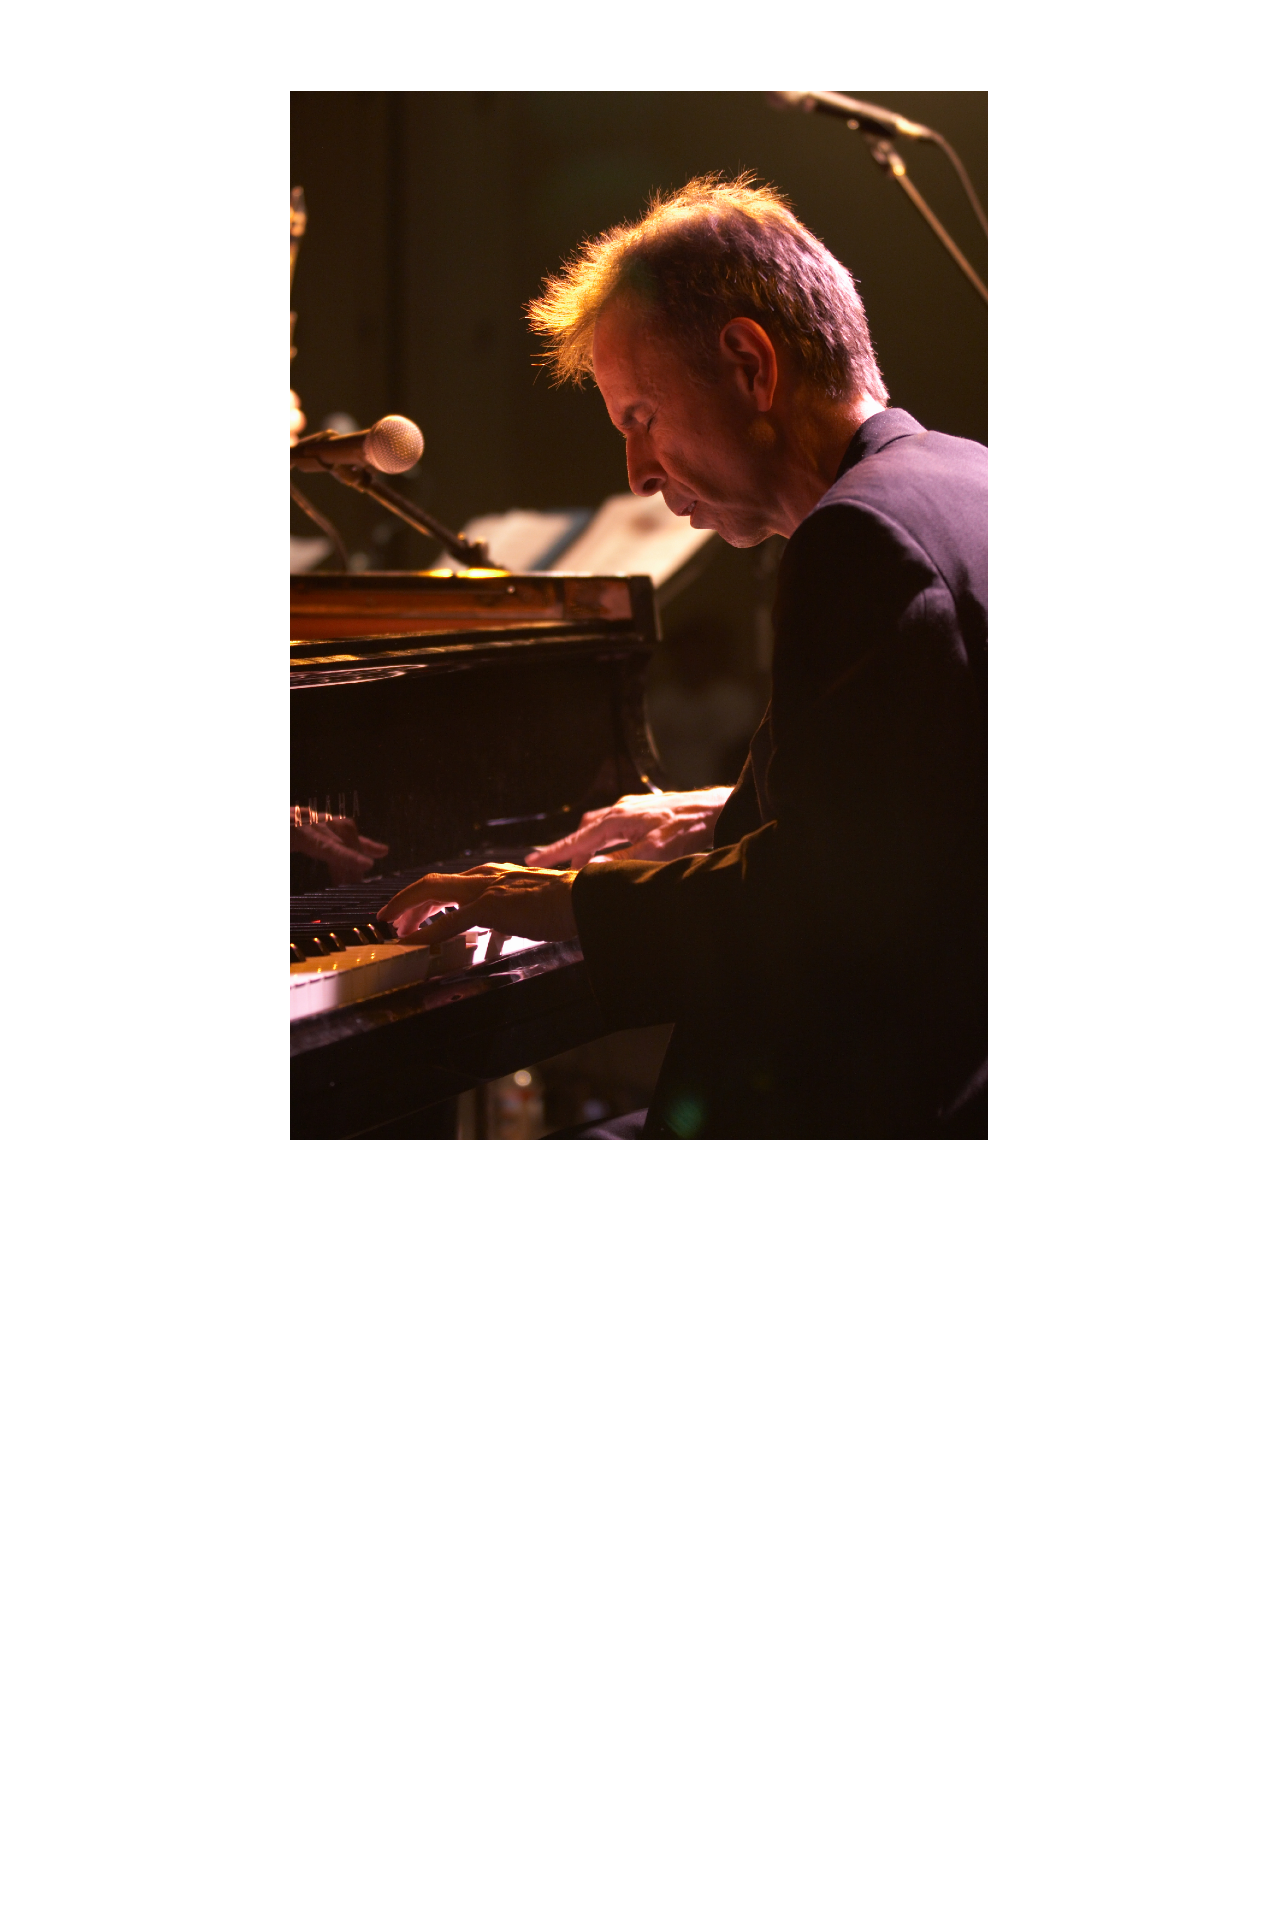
[[379, 863, 579, 946]]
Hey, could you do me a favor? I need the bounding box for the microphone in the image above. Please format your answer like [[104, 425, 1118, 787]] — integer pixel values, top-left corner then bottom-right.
[[291, 413, 424, 474], [768, 90, 988, 297], [767, 91, 931, 141]]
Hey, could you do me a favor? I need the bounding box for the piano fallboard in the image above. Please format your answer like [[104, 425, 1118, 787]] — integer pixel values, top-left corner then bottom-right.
[[291, 569, 638, 638]]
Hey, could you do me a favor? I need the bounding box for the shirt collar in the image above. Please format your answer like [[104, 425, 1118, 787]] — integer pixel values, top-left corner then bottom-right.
[[836, 407, 926, 478]]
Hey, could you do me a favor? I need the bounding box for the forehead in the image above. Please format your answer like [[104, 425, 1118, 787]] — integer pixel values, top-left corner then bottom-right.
[[591, 298, 685, 425]]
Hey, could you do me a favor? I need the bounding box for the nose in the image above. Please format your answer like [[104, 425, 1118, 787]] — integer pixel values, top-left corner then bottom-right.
[[625, 435, 666, 499]]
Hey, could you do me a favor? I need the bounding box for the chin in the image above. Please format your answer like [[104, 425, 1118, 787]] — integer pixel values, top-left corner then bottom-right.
[[717, 524, 772, 550]]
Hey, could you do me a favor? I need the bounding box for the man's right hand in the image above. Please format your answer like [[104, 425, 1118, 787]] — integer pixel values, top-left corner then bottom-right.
[[526, 787, 732, 868]]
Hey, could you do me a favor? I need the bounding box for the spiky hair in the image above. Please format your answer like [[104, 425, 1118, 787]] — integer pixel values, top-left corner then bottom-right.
[[525, 172, 887, 404]]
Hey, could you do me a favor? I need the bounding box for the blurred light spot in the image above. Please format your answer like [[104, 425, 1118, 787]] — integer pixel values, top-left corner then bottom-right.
[[667, 1094, 705, 1138]]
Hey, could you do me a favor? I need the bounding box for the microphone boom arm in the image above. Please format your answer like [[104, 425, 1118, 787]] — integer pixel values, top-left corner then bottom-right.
[[322, 463, 493, 569], [770, 92, 987, 298]]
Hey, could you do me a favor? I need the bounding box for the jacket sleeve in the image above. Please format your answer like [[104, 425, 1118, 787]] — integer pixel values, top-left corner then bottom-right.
[[711, 756, 762, 847], [571, 500, 982, 1032]]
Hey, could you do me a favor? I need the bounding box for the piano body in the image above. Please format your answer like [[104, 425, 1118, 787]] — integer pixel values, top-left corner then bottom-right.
[[291, 569, 662, 1138]]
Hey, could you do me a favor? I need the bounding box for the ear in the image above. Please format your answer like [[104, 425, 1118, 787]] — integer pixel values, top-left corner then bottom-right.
[[719, 319, 779, 412]]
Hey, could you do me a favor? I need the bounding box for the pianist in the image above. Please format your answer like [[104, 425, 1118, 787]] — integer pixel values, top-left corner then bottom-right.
[[380, 174, 986, 1139]]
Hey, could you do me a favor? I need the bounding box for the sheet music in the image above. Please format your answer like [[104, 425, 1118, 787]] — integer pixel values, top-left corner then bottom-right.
[[552, 492, 715, 586], [432, 494, 715, 586]]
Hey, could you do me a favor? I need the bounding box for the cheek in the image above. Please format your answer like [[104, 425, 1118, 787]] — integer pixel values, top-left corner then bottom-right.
[[691, 430, 751, 497]]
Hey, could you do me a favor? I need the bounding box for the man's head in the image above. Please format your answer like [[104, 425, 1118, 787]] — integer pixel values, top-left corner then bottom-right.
[[527, 174, 888, 544]]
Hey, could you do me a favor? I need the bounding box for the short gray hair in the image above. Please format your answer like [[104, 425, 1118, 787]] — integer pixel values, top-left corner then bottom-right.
[[526, 172, 889, 405]]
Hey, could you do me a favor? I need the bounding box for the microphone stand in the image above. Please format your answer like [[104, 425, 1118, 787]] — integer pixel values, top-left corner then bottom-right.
[[292, 429, 494, 570], [860, 132, 988, 303], [290, 479, 350, 571], [321, 463, 493, 569], [291, 439, 489, 572]]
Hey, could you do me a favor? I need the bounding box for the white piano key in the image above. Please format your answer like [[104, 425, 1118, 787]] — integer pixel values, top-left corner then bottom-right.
[[289, 929, 544, 1021]]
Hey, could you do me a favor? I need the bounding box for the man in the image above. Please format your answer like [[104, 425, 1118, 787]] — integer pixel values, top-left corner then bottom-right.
[[381, 175, 986, 1139]]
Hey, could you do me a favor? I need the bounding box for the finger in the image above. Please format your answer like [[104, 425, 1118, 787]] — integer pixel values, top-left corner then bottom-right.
[[378, 871, 491, 922], [377, 865, 520, 928], [525, 810, 656, 864], [593, 836, 659, 862], [391, 899, 463, 937], [526, 833, 593, 867], [397, 898, 491, 945], [600, 819, 696, 862], [525, 809, 621, 866], [357, 836, 390, 857]]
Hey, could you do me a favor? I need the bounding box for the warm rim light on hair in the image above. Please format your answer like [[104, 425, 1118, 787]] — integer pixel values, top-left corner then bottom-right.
[[525, 171, 888, 406]]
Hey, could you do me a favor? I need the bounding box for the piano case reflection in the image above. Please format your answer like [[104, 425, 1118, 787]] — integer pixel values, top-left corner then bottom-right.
[[290, 569, 662, 1139]]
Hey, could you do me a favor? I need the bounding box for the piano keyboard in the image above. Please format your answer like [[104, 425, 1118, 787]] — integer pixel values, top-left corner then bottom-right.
[[290, 868, 542, 1022]]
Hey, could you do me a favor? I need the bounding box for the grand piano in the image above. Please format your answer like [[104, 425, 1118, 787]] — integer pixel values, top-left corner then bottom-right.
[[290, 569, 663, 1138]]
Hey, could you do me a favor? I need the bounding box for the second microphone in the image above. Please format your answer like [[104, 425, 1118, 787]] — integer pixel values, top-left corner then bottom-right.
[[292, 414, 424, 474]]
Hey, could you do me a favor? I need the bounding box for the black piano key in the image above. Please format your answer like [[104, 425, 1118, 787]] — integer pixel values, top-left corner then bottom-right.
[[290, 943, 305, 965]]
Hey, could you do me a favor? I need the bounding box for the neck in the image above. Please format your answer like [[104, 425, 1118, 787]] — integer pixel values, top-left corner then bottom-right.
[[768, 391, 885, 536]]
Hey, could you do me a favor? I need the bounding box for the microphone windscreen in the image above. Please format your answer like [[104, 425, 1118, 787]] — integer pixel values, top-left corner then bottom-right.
[[364, 415, 424, 474]]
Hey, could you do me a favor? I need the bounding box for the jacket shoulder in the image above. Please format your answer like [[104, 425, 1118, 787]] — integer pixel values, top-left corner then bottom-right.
[[824, 428, 985, 517], [789, 429, 987, 620]]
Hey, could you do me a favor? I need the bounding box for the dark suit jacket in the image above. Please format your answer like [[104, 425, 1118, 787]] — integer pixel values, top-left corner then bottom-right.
[[571, 408, 987, 1138]]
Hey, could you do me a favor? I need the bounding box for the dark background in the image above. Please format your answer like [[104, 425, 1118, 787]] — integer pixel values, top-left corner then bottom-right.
[[291, 91, 985, 788]]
